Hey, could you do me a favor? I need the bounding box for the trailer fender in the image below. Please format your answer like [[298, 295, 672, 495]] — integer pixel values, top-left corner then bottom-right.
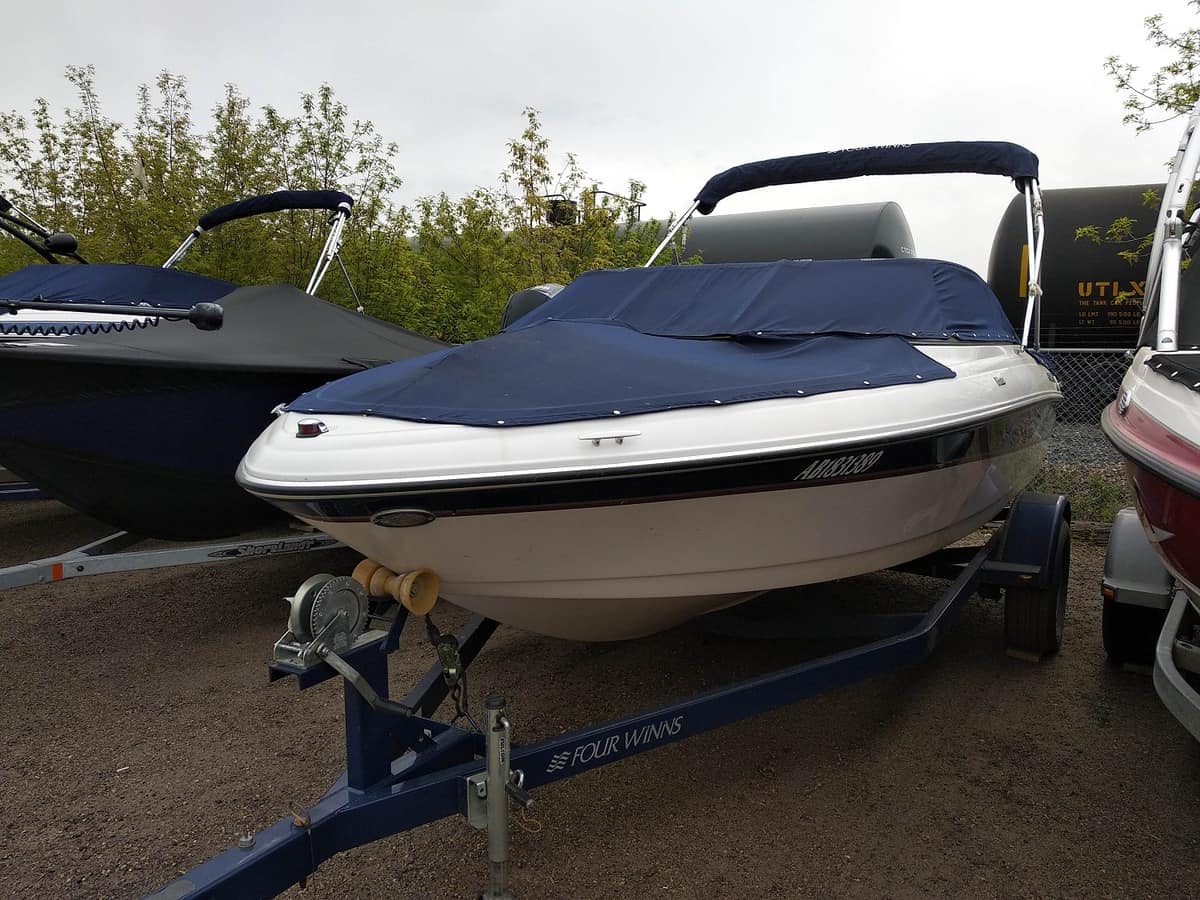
[[997, 492, 1071, 589], [1102, 507, 1175, 609]]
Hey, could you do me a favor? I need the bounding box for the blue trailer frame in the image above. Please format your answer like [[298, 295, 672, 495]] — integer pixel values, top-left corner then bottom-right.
[[148, 496, 1070, 900]]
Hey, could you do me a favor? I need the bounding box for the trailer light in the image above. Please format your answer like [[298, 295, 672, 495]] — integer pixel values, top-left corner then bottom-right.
[[1101, 584, 1116, 600]]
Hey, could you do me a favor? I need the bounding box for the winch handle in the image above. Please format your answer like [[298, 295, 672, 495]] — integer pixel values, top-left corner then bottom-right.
[[320, 647, 413, 718]]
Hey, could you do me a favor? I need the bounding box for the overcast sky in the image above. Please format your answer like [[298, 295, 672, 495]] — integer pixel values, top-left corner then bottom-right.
[[2, 0, 1191, 274]]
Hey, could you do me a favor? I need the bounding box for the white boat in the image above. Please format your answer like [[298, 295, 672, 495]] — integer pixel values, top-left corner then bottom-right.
[[239, 141, 1061, 640]]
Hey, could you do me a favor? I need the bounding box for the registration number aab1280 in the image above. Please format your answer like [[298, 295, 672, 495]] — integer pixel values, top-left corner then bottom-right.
[[793, 449, 885, 482]]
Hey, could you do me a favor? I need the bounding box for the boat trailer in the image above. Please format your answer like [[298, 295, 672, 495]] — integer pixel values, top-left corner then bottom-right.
[[148, 493, 1070, 900], [0, 526, 343, 593]]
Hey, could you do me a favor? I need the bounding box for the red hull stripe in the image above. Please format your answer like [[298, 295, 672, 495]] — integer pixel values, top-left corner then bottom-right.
[[1104, 402, 1200, 487], [1104, 402, 1200, 589]]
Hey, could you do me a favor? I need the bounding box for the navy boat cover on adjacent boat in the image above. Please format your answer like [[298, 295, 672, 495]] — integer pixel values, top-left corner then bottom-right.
[[287, 258, 1013, 427], [0, 264, 234, 307], [0, 264, 237, 335], [0, 283, 446, 373]]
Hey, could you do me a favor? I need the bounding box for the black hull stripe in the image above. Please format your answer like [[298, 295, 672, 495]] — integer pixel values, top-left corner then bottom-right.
[[247, 402, 1056, 523]]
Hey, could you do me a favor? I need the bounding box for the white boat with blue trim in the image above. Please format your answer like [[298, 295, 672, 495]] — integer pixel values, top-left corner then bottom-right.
[[239, 142, 1061, 640]]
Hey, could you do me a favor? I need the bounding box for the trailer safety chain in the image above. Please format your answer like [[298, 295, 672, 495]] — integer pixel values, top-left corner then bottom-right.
[[425, 612, 480, 733], [287, 800, 311, 829]]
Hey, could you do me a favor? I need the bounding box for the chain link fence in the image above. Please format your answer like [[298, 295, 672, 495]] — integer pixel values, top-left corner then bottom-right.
[[1038, 349, 1131, 425], [1032, 349, 1132, 520]]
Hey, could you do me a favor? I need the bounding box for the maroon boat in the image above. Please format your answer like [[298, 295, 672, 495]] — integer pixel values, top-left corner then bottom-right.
[[1103, 354, 1200, 594], [1101, 102, 1200, 739]]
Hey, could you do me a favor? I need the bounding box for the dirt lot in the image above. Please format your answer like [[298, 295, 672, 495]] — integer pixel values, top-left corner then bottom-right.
[[1, 499, 1198, 899]]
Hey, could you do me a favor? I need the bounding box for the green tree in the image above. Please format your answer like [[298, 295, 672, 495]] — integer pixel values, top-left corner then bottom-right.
[[1106, 5, 1200, 130], [0, 71, 670, 343]]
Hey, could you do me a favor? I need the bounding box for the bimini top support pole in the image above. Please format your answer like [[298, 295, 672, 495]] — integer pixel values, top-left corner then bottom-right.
[[1019, 178, 1045, 348], [643, 199, 700, 267]]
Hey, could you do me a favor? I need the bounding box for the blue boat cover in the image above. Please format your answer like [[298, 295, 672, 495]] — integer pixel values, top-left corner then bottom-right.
[[0, 264, 234, 308], [510, 258, 1017, 341], [695, 142, 1039, 214], [287, 258, 1009, 427]]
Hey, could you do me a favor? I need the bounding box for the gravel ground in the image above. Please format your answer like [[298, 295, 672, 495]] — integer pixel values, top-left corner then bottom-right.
[[1, 499, 1199, 899], [1046, 423, 1122, 466]]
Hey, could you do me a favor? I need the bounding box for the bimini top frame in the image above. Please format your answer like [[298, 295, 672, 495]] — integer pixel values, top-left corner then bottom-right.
[[645, 141, 1046, 348], [162, 189, 355, 301], [1139, 98, 1200, 352], [0, 193, 87, 264]]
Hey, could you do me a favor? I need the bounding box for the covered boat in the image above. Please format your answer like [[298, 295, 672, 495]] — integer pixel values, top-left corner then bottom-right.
[[0, 190, 444, 539], [239, 143, 1061, 640]]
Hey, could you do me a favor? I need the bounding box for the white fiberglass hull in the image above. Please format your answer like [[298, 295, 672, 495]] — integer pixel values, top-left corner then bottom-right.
[[312, 449, 1039, 639], [240, 344, 1059, 640]]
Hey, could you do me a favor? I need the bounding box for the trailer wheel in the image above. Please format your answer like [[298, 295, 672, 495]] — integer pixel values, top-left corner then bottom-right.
[[1102, 597, 1166, 666], [1004, 524, 1069, 659]]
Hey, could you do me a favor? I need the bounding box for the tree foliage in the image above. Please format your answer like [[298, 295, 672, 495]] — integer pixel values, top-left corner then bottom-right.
[[1074, 188, 1163, 264], [1076, 6, 1200, 261], [1105, 4, 1200, 130], [0, 72, 670, 342]]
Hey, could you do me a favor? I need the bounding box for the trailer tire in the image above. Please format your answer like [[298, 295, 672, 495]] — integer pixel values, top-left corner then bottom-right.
[[1004, 524, 1069, 658], [1102, 596, 1166, 666]]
